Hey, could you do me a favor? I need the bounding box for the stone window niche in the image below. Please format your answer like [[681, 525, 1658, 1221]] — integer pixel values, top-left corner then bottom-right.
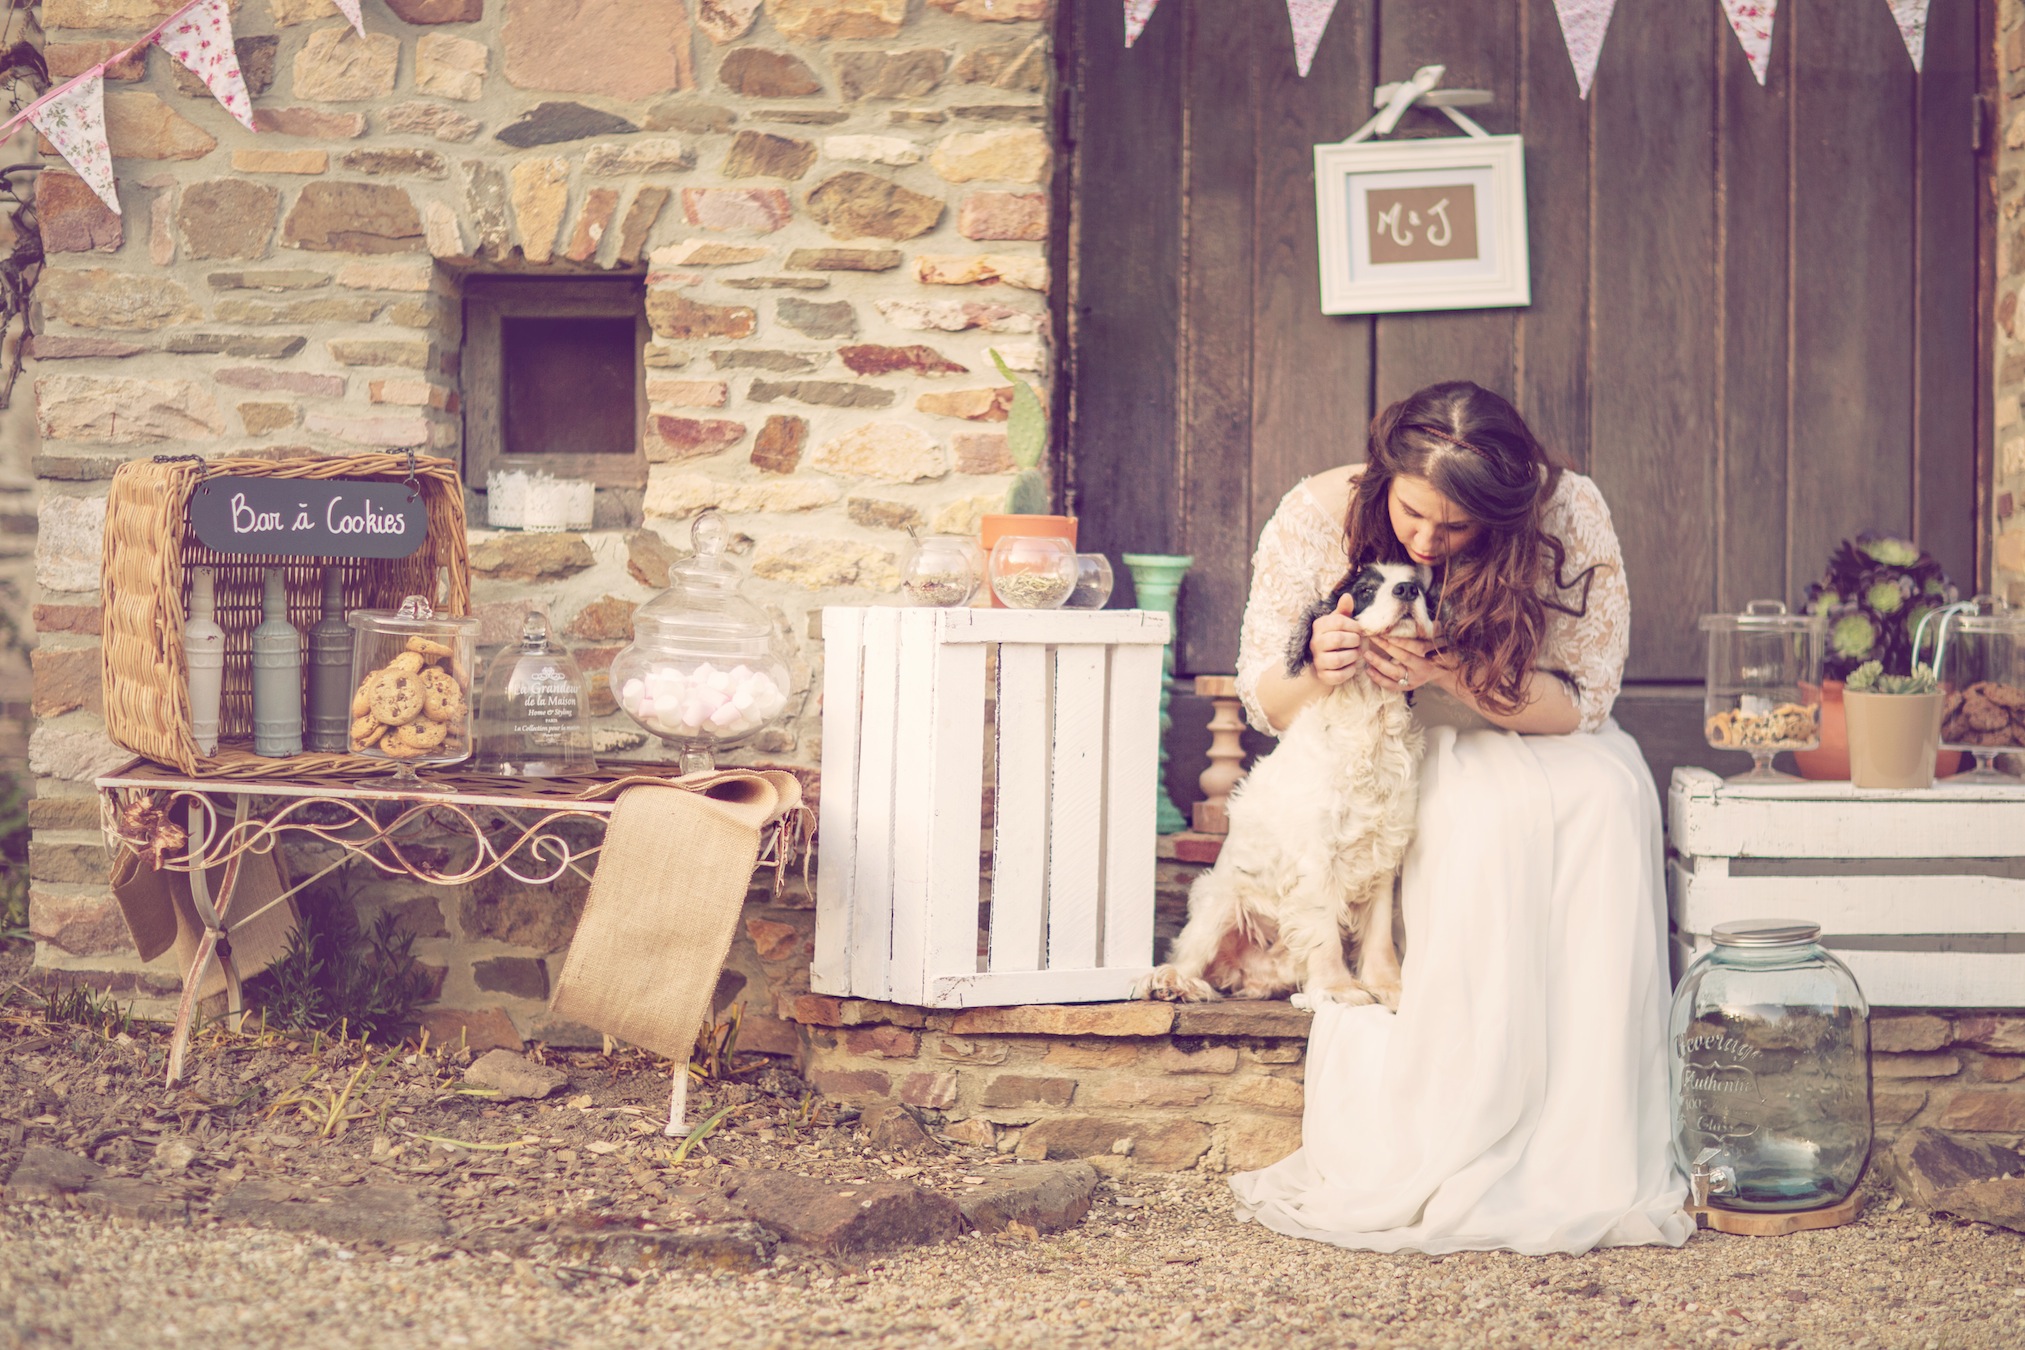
[[462, 276, 649, 525]]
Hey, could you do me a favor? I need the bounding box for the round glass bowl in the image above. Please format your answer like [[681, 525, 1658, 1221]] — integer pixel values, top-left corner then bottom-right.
[[988, 535, 1076, 610], [1937, 598, 2025, 785], [899, 534, 983, 608], [1063, 553, 1115, 609], [346, 596, 480, 786], [1670, 920, 1871, 1213], [611, 511, 793, 774], [475, 610, 596, 777], [1699, 600, 1827, 782]]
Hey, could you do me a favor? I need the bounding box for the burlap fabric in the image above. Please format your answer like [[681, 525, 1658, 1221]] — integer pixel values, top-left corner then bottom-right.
[[110, 846, 299, 1000], [549, 769, 802, 1061]]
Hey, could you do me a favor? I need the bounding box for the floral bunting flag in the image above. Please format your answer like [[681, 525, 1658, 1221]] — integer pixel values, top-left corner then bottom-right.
[[154, 0, 256, 131], [333, 0, 367, 38], [1122, 0, 1160, 49], [1886, 0, 1929, 72], [1553, 0, 1618, 99], [30, 71, 119, 213], [1286, 0, 1340, 77], [1718, 0, 1778, 86]]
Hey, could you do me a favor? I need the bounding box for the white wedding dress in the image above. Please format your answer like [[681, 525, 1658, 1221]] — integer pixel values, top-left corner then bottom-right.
[[1224, 471, 1693, 1256]]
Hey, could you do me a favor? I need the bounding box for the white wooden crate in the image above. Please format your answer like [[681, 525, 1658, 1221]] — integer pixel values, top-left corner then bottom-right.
[[1667, 766, 2025, 1008], [813, 607, 1170, 1007]]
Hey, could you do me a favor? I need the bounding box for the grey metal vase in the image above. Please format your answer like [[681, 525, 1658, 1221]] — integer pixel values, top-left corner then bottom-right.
[[306, 568, 351, 753], [251, 568, 303, 757]]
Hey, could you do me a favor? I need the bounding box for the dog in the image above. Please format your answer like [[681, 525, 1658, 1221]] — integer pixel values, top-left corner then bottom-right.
[[1135, 562, 1432, 1010]]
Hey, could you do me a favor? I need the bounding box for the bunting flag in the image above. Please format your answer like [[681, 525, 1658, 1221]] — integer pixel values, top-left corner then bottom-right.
[[333, 0, 368, 38], [1552, 0, 1618, 99], [1287, 0, 1340, 78], [1886, 0, 1929, 72], [29, 72, 119, 213], [154, 0, 256, 131], [1122, 0, 1160, 48], [1719, 0, 1778, 86]]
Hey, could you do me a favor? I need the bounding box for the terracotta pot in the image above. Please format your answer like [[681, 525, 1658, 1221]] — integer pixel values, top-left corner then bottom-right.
[[1793, 680, 1963, 781], [979, 515, 1077, 609], [1844, 689, 1946, 790]]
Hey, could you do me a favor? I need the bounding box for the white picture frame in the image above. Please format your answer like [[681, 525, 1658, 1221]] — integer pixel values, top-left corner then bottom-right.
[[1313, 133, 1531, 316]]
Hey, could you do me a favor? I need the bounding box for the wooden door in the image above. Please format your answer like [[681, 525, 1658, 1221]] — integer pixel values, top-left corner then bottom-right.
[[1058, 0, 1990, 785]]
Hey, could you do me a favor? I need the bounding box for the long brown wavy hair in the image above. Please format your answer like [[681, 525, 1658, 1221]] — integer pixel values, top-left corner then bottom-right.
[[1345, 381, 1596, 716]]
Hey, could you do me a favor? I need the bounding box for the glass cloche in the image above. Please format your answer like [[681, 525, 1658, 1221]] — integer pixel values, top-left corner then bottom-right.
[[611, 511, 792, 774], [346, 595, 480, 789], [1671, 920, 1871, 1213], [1936, 597, 2025, 785], [475, 610, 595, 777], [1699, 600, 1826, 783]]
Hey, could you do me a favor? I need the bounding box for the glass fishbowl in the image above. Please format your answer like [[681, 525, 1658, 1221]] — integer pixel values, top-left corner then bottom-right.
[[988, 534, 1076, 610], [1063, 553, 1115, 609], [1699, 600, 1827, 782], [1937, 598, 2025, 786], [475, 610, 596, 778], [610, 511, 793, 774], [1670, 920, 1871, 1213], [899, 534, 984, 607]]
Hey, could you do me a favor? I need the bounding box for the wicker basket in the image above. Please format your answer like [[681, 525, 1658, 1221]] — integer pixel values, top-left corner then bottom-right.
[[102, 453, 472, 777]]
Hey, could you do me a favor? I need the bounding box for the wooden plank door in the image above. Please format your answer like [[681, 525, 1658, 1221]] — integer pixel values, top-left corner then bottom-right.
[[1058, 0, 1990, 794]]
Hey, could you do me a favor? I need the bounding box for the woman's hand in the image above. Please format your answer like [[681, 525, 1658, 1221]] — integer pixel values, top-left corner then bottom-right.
[[1308, 599, 1369, 687], [1364, 633, 1456, 696]]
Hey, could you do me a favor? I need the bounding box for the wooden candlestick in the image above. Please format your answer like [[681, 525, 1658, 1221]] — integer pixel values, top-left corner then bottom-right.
[[1193, 675, 1247, 834]]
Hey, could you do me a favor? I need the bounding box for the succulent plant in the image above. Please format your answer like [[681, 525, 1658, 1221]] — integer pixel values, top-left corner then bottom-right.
[[1843, 660, 1937, 696], [1805, 533, 1955, 682], [990, 348, 1050, 515]]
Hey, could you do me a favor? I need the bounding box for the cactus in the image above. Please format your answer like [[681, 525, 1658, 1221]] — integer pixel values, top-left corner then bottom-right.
[[990, 347, 1050, 514]]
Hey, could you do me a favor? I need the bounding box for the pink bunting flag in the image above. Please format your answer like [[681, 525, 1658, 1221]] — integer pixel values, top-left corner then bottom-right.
[[1886, 0, 1928, 72], [334, 0, 366, 38], [1286, 0, 1340, 78], [30, 71, 119, 213], [1122, 0, 1160, 48], [155, 0, 256, 131], [1719, 0, 1778, 86], [1552, 0, 1618, 99]]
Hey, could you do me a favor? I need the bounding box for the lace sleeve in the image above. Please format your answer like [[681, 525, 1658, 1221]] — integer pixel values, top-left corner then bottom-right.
[[1539, 473, 1630, 734], [1235, 484, 1347, 736]]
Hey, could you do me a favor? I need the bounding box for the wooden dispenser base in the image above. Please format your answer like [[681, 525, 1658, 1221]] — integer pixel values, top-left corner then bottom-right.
[[1687, 1190, 1864, 1236]]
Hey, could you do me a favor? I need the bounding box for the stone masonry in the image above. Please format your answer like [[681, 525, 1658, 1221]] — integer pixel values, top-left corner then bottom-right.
[[26, 0, 1054, 1020], [1998, 0, 2025, 599]]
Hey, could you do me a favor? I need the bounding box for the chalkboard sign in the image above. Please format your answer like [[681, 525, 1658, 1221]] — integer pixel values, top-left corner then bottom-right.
[[190, 477, 428, 559]]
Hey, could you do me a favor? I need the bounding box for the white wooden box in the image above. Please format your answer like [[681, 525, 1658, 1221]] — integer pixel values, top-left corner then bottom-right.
[[1667, 767, 2025, 1008], [813, 607, 1170, 1007]]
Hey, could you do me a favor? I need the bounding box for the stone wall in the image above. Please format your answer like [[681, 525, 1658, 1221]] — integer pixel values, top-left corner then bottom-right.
[[1999, 0, 2025, 600], [25, 0, 1054, 1012]]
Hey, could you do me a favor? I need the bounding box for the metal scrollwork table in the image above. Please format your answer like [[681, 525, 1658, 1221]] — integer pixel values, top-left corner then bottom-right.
[[94, 760, 801, 1113]]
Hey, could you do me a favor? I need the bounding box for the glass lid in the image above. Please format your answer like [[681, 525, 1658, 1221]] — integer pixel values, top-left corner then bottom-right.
[[631, 511, 778, 652], [1711, 920, 1822, 947], [348, 594, 479, 634], [1698, 599, 1824, 633]]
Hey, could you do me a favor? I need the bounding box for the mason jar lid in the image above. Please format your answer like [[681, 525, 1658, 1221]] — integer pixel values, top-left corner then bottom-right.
[[1711, 919, 1821, 947], [1698, 599, 1825, 634]]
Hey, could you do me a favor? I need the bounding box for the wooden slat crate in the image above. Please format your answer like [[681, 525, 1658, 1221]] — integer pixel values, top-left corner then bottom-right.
[[814, 607, 1170, 1007], [1667, 767, 2025, 1008]]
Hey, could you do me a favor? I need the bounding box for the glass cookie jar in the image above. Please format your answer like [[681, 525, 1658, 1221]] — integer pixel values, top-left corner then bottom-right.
[[1699, 600, 1827, 782], [1670, 920, 1871, 1213], [611, 511, 793, 774], [347, 596, 480, 786], [475, 610, 596, 778], [1936, 598, 2025, 785]]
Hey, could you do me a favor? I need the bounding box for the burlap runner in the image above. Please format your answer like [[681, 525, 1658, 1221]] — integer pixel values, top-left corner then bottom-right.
[[109, 847, 299, 1000], [548, 769, 801, 1061]]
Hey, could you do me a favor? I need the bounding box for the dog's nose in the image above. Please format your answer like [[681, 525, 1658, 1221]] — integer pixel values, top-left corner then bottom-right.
[[1392, 582, 1419, 599]]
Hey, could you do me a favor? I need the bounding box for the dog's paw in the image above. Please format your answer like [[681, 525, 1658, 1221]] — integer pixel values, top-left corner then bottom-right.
[[1364, 976, 1402, 1012], [1137, 965, 1222, 1003], [1299, 972, 1376, 1007]]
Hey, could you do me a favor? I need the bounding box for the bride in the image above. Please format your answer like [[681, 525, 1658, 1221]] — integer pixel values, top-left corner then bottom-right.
[[1225, 380, 1692, 1256]]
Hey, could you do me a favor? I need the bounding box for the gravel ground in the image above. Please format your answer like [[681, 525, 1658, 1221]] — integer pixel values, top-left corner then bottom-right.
[[3, 970, 2023, 1348]]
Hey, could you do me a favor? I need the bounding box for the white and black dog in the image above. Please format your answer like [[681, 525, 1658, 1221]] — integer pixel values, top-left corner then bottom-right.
[[1136, 562, 1433, 1009]]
